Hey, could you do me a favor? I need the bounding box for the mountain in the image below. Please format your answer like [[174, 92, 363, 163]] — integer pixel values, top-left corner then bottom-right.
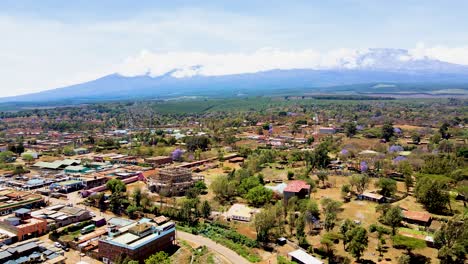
[[3, 49, 468, 103]]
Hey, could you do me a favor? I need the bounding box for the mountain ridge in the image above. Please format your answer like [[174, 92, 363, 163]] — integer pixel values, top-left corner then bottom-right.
[[3, 48, 468, 103]]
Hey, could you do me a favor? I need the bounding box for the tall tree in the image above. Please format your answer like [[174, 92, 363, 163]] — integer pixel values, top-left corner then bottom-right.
[[434, 216, 468, 264], [375, 178, 397, 197], [346, 226, 368, 262], [344, 122, 357, 137], [414, 176, 450, 213], [384, 206, 403, 235], [381, 121, 395, 141]]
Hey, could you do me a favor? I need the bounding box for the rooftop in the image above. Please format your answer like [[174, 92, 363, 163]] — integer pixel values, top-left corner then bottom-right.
[[284, 180, 311, 193], [288, 249, 324, 264], [402, 210, 431, 223]]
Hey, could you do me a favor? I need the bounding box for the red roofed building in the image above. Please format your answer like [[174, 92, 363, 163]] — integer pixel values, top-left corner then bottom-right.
[[401, 209, 432, 226], [284, 180, 311, 200]]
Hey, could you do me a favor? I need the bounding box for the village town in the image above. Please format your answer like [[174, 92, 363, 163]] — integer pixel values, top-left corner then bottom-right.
[[0, 97, 466, 264]]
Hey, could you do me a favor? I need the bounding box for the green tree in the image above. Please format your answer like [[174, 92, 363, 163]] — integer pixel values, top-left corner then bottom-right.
[[184, 136, 210, 151], [322, 198, 342, 232], [398, 254, 411, 264], [414, 176, 450, 213], [384, 206, 403, 235], [344, 122, 357, 137], [254, 206, 277, 242], [317, 170, 329, 187], [295, 214, 306, 239], [62, 146, 75, 156], [193, 181, 208, 193], [245, 186, 273, 207], [349, 174, 370, 194], [145, 251, 171, 264], [22, 154, 35, 164], [126, 204, 140, 219], [411, 131, 421, 144], [132, 187, 142, 207], [0, 151, 15, 163], [434, 216, 468, 264], [346, 226, 368, 261], [200, 200, 211, 218], [439, 122, 450, 139], [398, 161, 414, 193], [381, 121, 395, 141], [210, 176, 236, 202], [340, 219, 357, 250], [375, 178, 397, 197], [107, 178, 127, 193]]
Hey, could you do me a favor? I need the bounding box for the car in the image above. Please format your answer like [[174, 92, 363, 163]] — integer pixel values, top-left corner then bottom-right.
[[63, 247, 69, 252], [54, 242, 62, 248]]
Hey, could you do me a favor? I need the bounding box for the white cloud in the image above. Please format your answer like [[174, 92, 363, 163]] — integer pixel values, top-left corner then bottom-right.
[[116, 48, 363, 78], [409, 42, 468, 65]]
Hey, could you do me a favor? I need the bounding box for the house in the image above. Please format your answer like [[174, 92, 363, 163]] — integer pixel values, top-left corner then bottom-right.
[[288, 249, 324, 264], [73, 148, 89, 155], [99, 220, 176, 264], [359, 192, 385, 203], [319, 127, 336, 134], [144, 156, 173, 167], [401, 209, 432, 226], [226, 203, 257, 222], [284, 180, 311, 200]]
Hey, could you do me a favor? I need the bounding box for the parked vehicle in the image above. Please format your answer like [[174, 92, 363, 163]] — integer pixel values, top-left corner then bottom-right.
[[81, 224, 96, 234]]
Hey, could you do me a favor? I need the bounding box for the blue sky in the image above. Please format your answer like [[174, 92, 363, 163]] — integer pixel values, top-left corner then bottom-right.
[[2, 0, 468, 96]]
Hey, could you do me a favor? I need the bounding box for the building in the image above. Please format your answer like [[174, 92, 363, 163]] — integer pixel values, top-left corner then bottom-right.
[[30, 204, 92, 229], [99, 219, 176, 264], [288, 249, 324, 264], [144, 156, 173, 167], [284, 180, 311, 200], [0, 189, 45, 215], [226, 203, 258, 222], [33, 159, 81, 170], [0, 208, 48, 242], [148, 167, 193, 196], [359, 192, 385, 203], [401, 209, 432, 226], [73, 148, 89, 155], [64, 165, 90, 174], [319, 127, 336, 135], [49, 179, 85, 193]]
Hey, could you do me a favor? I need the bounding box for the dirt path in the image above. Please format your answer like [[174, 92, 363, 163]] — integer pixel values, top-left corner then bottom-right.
[[177, 230, 251, 264]]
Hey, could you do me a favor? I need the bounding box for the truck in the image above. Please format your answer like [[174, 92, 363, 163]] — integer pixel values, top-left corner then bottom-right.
[[81, 224, 96, 234]]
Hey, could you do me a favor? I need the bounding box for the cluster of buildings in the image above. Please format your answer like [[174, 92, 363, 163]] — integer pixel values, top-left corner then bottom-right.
[[0, 240, 66, 264]]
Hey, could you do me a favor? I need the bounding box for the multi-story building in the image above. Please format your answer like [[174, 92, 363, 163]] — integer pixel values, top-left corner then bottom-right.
[[99, 220, 176, 264], [148, 167, 193, 196]]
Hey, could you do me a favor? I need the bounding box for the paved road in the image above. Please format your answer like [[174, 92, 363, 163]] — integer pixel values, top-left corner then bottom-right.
[[177, 230, 251, 264]]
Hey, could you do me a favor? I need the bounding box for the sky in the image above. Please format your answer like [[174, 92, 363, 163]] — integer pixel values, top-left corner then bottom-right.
[[2, 0, 468, 96]]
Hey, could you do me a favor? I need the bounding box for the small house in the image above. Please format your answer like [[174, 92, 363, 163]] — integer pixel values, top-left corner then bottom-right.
[[401, 209, 432, 226], [284, 180, 311, 200], [359, 192, 385, 203]]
